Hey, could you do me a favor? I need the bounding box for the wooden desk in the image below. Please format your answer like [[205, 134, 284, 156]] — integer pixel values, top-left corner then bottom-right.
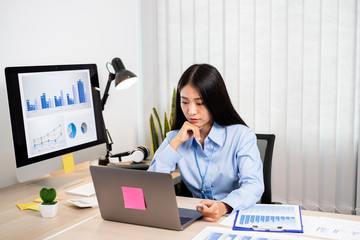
[[0, 162, 98, 240], [0, 162, 359, 240]]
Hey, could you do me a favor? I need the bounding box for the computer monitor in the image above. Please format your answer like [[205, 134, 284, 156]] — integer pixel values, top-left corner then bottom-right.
[[5, 64, 106, 189]]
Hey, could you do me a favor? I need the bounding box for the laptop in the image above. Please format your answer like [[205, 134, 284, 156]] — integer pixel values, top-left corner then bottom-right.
[[89, 166, 202, 231]]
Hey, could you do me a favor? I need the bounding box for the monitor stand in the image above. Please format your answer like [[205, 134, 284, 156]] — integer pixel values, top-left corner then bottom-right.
[[27, 176, 84, 189]]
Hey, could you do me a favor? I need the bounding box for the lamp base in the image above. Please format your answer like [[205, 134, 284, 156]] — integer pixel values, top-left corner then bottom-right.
[[98, 156, 109, 166]]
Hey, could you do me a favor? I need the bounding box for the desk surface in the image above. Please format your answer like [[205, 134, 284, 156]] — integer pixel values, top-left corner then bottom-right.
[[0, 162, 359, 240]]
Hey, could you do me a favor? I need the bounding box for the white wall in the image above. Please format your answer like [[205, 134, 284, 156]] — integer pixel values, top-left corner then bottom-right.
[[139, 0, 158, 151], [0, 0, 140, 188]]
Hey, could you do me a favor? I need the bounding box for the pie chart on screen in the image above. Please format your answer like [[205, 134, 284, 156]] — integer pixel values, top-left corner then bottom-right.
[[68, 123, 77, 138], [81, 122, 88, 134]]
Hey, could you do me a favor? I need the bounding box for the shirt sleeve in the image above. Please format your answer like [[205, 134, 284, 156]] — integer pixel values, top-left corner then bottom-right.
[[220, 129, 264, 213], [147, 131, 183, 173]]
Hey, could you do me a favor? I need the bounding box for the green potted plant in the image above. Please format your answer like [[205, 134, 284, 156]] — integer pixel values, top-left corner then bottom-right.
[[149, 88, 176, 155], [149, 88, 185, 195], [39, 188, 58, 218]]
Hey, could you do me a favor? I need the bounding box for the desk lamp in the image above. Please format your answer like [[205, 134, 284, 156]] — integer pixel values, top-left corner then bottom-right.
[[98, 57, 138, 166]]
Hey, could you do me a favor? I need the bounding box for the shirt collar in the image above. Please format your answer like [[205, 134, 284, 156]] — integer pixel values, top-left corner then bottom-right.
[[207, 122, 225, 147]]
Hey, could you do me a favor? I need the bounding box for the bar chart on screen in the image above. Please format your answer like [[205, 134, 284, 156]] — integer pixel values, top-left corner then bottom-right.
[[25, 79, 89, 112]]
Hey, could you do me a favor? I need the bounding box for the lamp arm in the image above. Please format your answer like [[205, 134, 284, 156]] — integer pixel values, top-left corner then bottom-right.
[[101, 73, 115, 110]]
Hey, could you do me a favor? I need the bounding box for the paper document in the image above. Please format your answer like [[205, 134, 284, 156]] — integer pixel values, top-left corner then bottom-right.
[[66, 182, 95, 197], [193, 226, 314, 240], [302, 216, 360, 240], [233, 204, 303, 233], [219, 212, 237, 227]]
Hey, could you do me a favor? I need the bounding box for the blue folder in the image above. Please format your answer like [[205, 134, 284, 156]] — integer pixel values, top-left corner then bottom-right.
[[232, 204, 304, 233]]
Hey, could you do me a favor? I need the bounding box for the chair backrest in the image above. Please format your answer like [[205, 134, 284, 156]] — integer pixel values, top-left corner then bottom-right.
[[256, 134, 276, 204]]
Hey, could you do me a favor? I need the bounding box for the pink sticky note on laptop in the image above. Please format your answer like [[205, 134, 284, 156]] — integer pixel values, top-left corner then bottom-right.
[[121, 186, 146, 210]]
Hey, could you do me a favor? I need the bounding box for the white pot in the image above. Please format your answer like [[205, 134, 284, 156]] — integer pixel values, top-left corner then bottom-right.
[[40, 201, 59, 218]]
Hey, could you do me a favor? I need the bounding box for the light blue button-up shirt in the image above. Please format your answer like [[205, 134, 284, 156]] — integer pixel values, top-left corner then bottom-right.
[[148, 122, 264, 213]]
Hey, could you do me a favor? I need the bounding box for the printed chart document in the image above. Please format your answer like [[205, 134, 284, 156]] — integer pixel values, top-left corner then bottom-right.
[[233, 204, 303, 233], [302, 216, 360, 240], [193, 226, 315, 240]]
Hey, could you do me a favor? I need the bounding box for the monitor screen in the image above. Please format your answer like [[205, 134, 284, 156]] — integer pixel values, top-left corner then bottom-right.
[[5, 64, 106, 188]]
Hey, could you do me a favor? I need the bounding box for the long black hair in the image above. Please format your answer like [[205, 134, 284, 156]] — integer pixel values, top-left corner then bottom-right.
[[172, 63, 247, 130]]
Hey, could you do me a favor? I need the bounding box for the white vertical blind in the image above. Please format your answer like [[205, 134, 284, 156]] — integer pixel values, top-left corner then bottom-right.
[[287, 0, 303, 207], [254, 0, 271, 132], [270, 0, 289, 206], [224, 0, 240, 111], [181, 0, 195, 69], [335, 0, 357, 214], [356, 0, 360, 216], [239, 1, 256, 127], [319, 0, 338, 212], [156, 0, 168, 111], [147, 0, 360, 214], [302, 0, 321, 211]]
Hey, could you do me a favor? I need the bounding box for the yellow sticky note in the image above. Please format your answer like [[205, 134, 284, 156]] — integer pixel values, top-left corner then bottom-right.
[[34, 197, 61, 203], [63, 153, 75, 173], [27, 204, 40, 211], [17, 202, 38, 210]]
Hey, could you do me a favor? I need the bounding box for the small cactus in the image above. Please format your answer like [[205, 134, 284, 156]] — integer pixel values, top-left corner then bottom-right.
[[40, 188, 57, 205]]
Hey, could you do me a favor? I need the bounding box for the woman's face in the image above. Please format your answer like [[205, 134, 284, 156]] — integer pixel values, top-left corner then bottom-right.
[[180, 84, 213, 131]]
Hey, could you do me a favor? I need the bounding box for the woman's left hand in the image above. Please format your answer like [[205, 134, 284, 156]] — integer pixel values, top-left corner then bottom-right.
[[196, 199, 232, 222]]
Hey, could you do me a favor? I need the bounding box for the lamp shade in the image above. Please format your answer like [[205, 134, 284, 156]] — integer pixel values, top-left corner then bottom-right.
[[111, 57, 138, 90]]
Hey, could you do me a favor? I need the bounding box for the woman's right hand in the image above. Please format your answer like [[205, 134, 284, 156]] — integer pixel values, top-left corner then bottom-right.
[[170, 121, 201, 150]]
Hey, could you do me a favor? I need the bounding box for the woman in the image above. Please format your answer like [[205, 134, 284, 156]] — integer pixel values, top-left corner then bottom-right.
[[148, 64, 264, 222]]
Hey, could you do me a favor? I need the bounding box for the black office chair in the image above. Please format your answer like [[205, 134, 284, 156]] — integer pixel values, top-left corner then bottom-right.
[[174, 177, 192, 197], [256, 134, 276, 204]]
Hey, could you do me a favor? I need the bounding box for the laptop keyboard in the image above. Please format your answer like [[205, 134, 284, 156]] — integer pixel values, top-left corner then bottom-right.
[[180, 216, 193, 225]]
